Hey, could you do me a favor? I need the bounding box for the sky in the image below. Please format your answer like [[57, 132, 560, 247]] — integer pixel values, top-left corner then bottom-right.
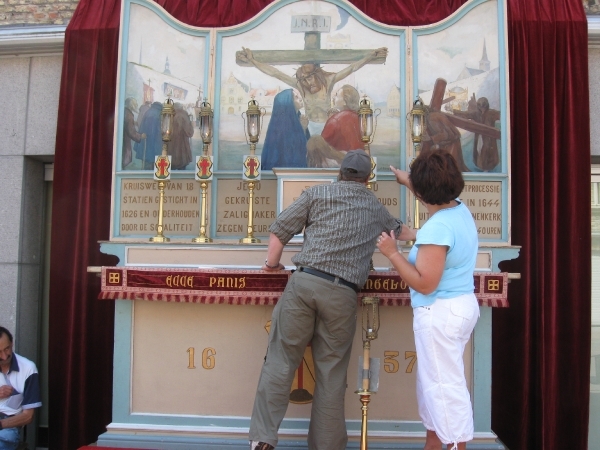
[[221, 1, 403, 104], [123, 0, 502, 103], [416, 1, 500, 91], [127, 3, 206, 88]]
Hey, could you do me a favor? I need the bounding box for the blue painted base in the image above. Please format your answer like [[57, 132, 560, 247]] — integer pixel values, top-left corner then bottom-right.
[[97, 433, 507, 449]]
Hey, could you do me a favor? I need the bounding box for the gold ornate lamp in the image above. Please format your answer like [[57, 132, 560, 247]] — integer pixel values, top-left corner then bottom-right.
[[358, 96, 380, 187], [358, 96, 374, 152], [150, 97, 174, 243], [199, 99, 213, 152], [408, 97, 426, 152], [240, 97, 265, 244], [243, 97, 263, 154], [193, 99, 214, 243], [356, 296, 381, 450], [406, 97, 426, 230]]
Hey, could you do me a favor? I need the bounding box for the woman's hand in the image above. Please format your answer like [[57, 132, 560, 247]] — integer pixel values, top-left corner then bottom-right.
[[377, 230, 447, 295], [376, 230, 399, 258], [390, 165, 410, 186]]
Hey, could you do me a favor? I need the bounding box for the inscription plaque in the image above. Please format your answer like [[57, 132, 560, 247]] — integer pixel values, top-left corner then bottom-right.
[[119, 179, 202, 236], [215, 179, 277, 237]]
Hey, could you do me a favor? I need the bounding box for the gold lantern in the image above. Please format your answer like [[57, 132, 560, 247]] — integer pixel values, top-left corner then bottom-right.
[[149, 97, 175, 243], [358, 96, 380, 187], [193, 99, 214, 243], [240, 97, 265, 244], [408, 97, 426, 149], [356, 296, 381, 450]]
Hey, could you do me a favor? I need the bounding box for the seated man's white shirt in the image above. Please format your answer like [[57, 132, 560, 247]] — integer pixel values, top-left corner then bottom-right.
[[0, 353, 41, 416]]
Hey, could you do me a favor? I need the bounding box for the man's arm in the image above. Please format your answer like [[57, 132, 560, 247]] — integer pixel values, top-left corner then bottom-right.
[[396, 224, 417, 242], [331, 47, 388, 86], [0, 408, 35, 429], [239, 47, 297, 88], [262, 233, 285, 271]]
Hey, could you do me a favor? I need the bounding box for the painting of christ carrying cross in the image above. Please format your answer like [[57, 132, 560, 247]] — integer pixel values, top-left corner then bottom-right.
[[414, 0, 505, 173]]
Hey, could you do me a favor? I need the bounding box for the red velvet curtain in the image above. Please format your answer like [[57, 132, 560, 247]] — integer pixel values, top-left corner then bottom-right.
[[48, 2, 121, 450], [49, 1, 590, 449], [492, 2, 591, 450]]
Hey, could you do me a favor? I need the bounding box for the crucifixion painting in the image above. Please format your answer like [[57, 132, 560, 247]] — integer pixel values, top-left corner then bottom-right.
[[217, 1, 403, 171], [235, 22, 387, 169], [236, 45, 387, 133]]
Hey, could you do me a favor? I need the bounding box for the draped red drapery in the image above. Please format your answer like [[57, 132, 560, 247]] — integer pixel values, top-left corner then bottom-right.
[[493, 2, 591, 449], [48, 1, 591, 450]]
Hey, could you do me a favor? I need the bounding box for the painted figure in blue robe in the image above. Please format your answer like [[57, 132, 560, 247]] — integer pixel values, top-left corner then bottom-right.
[[134, 101, 163, 170], [261, 89, 309, 170]]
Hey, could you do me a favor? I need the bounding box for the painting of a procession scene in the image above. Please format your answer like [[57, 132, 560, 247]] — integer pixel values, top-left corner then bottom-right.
[[119, 2, 208, 171], [216, 0, 404, 172], [415, 0, 504, 173]]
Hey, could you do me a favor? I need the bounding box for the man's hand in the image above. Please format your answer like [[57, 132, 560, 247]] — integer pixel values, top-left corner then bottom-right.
[[0, 385, 12, 399], [262, 262, 284, 271]]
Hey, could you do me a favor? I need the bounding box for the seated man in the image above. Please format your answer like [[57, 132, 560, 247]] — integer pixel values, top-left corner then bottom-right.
[[0, 327, 41, 450]]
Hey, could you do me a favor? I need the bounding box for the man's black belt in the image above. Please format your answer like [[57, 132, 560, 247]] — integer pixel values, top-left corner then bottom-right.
[[298, 267, 359, 292]]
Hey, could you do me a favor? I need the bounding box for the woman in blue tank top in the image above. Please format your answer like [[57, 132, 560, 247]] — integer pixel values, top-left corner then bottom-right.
[[377, 149, 479, 450]]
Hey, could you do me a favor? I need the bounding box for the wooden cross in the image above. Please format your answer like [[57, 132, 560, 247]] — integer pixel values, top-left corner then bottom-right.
[[429, 78, 501, 140], [235, 14, 386, 67]]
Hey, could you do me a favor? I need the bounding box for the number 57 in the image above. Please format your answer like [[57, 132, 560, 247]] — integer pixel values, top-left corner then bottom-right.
[[383, 351, 417, 373]]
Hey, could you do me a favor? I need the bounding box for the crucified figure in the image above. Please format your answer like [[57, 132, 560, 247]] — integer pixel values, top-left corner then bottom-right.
[[238, 46, 387, 129]]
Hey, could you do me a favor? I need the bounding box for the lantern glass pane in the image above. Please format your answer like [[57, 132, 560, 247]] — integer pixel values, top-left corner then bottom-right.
[[413, 114, 423, 138], [360, 113, 373, 137], [247, 114, 259, 138], [200, 115, 212, 141], [161, 114, 172, 140]]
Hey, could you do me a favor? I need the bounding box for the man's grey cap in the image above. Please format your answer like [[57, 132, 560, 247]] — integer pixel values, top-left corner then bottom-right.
[[340, 149, 371, 178]]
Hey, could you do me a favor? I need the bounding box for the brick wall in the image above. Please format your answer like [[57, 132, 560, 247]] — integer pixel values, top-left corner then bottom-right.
[[0, 0, 80, 26]]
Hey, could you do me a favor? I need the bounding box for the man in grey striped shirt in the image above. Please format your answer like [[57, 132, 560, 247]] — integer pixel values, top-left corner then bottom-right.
[[250, 150, 415, 450]]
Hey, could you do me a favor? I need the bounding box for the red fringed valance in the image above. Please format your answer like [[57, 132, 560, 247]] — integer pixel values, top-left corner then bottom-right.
[[99, 266, 509, 307]]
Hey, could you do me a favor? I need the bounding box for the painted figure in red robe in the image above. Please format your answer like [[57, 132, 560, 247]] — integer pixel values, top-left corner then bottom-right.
[[307, 84, 363, 167]]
